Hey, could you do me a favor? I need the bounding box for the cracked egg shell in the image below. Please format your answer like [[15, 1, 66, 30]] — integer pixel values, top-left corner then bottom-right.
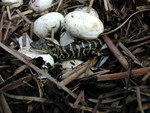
[[64, 11, 104, 40], [34, 12, 64, 37], [60, 32, 74, 46], [18, 46, 54, 66]]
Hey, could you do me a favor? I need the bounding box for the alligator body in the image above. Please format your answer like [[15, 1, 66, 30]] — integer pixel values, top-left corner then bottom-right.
[[30, 38, 103, 62]]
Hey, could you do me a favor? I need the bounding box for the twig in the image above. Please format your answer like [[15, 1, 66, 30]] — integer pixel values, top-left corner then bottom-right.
[[0, 42, 77, 99], [6, 6, 11, 20], [0, 65, 10, 68], [3, 21, 11, 42], [136, 5, 150, 10], [0, 90, 50, 103], [96, 66, 150, 81], [142, 73, 150, 81], [55, 0, 63, 12], [1, 75, 33, 92], [0, 75, 12, 113], [61, 64, 84, 79], [136, 87, 145, 113], [88, 0, 94, 13], [33, 77, 44, 102], [114, 35, 150, 44], [8, 19, 23, 37], [0, 10, 7, 41], [11, 10, 33, 19], [103, 0, 112, 11], [60, 61, 90, 85], [118, 42, 143, 67], [70, 103, 104, 113], [4, 63, 31, 83], [23, 33, 27, 47], [81, 70, 110, 79], [30, 23, 34, 39], [106, 0, 112, 11], [127, 87, 150, 97], [122, 65, 132, 113], [131, 35, 150, 43], [16, 9, 32, 24], [128, 40, 150, 51], [40, 2, 58, 13], [124, 20, 132, 39], [60, 5, 84, 11], [74, 91, 84, 105], [92, 100, 100, 113], [103, 0, 108, 11], [100, 9, 150, 35], [61, 60, 101, 80], [0, 95, 12, 113], [102, 35, 129, 70]]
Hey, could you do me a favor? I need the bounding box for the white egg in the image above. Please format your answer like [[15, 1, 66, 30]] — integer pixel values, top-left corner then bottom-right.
[[64, 11, 104, 40], [29, 0, 53, 13], [2, 0, 23, 9], [34, 12, 64, 37], [60, 32, 74, 46], [74, 6, 99, 18], [18, 46, 54, 66]]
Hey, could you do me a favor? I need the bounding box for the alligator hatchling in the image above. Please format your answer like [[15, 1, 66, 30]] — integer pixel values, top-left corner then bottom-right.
[[30, 38, 103, 66]]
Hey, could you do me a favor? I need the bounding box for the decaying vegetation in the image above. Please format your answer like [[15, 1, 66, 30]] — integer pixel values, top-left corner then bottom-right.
[[0, 0, 150, 113]]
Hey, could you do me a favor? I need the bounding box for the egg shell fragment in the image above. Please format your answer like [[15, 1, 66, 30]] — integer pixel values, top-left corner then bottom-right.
[[62, 60, 83, 69], [64, 11, 104, 40], [29, 0, 53, 13], [2, 0, 23, 9], [60, 32, 74, 46], [18, 46, 54, 66], [74, 6, 99, 18], [34, 12, 64, 37]]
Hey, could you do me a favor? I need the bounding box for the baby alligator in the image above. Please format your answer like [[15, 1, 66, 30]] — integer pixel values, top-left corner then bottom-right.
[[30, 38, 103, 63]]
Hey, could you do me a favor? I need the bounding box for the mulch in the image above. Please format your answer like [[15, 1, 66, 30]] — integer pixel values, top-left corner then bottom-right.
[[0, 0, 150, 113]]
